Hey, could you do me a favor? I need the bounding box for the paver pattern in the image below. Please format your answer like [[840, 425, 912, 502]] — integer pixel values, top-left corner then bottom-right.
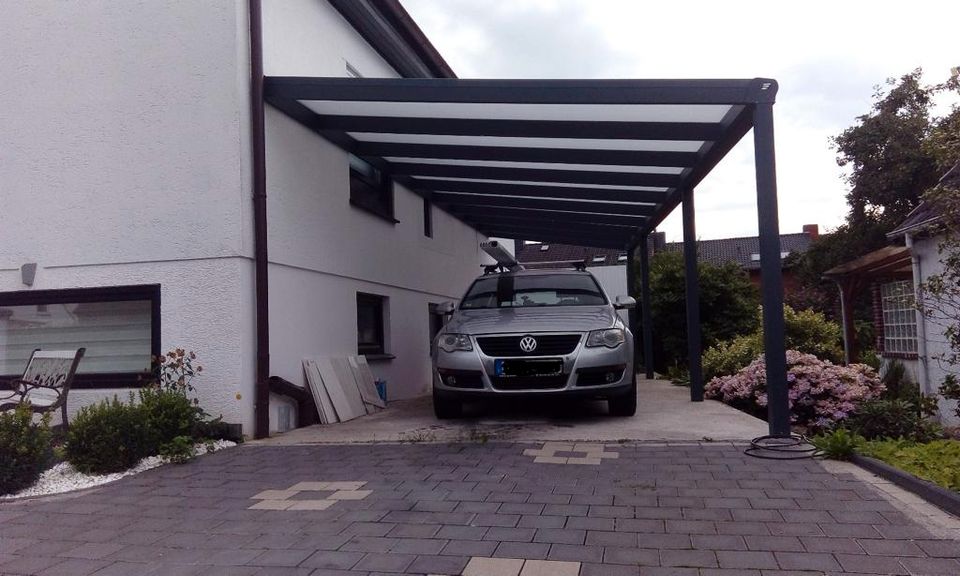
[[1, 442, 959, 575]]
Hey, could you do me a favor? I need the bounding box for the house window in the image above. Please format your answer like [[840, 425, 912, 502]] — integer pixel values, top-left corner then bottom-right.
[[423, 198, 433, 238], [357, 293, 387, 355], [0, 285, 160, 389], [880, 280, 918, 355], [349, 154, 395, 222]]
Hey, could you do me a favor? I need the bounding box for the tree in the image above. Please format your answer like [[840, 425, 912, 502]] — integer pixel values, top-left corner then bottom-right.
[[640, 251, 759, 373]]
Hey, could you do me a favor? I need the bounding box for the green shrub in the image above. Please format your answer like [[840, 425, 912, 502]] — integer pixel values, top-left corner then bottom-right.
[[159, 435, 196, 465], [702, 305, 844, 380], [939, 374, 960, 420], [138, 387, 202, 454], [812, 428, 862, 460], [859, 439, 960, 492], [850, 398, 942, 442], [66, 397, 153, 474], [0, 406, 52, 495]]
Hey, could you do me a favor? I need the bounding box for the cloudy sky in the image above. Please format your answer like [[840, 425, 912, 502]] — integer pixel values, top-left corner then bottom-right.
[[400, 0, 958, 242]]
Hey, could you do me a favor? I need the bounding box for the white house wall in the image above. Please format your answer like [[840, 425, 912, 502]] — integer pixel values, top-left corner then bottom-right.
[[912, 236, 960, 426], [261, 1, 489, 422], [0, 2, 256, 427]]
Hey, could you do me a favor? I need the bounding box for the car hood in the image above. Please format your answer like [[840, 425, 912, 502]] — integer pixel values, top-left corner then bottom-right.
[[445, 305, 619, 335]]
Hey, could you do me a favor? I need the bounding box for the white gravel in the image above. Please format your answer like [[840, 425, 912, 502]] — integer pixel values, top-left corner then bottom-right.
[[1, 439, 236, 500]]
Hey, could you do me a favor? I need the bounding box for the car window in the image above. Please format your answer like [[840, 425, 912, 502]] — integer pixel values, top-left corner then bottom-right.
[[460, 274, 607, 309]]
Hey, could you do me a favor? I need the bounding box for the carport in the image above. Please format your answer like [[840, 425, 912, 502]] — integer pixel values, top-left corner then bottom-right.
[[260, 76, 789, 440]]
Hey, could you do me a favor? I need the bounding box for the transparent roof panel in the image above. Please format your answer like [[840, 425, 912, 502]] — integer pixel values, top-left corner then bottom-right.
[[409, 176, 670, 192], [349, 132, 705, 152], [385, 158, 685, 174], [430, 191, 658, 206], [300, 100, 733, 123]]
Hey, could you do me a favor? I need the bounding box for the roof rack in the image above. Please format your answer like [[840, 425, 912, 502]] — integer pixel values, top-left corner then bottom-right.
[[519, 259, 589, 272]]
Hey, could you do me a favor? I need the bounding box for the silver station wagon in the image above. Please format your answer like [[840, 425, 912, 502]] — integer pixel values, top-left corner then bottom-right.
[[431, 248, 637, 419]]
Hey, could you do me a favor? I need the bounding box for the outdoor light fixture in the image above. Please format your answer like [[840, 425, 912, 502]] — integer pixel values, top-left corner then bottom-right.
[[21, 263, 37, 286]]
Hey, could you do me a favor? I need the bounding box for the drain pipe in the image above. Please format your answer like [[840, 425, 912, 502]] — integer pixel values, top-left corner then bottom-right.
[[905, 233, 932, 398], [249, 0, 270, 439]]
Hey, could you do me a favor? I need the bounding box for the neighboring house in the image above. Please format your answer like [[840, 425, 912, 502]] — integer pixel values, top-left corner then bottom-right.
[[515, 224, 819, 298], [0, 1, 496, 435], [825, 162, 960, 425]]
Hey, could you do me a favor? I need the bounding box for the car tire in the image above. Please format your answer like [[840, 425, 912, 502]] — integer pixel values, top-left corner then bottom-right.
[[608, 379, 637, 417], [433, 388, 462, 419]]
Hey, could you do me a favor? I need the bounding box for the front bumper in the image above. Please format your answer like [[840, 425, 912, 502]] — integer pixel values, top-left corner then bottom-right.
[[433, 332, 634, 398]]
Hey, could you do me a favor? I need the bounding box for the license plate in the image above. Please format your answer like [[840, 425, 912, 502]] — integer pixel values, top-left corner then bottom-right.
[[495, 359, 563, 377]]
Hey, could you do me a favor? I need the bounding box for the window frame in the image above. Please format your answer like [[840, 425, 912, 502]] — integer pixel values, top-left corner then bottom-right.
[[356, 292, 387, 356], [879, 280, 918, 358], [349, 154, 397, 223], [0, 284, 161, 389]]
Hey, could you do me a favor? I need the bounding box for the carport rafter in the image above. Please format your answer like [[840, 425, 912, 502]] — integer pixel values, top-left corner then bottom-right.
[[431, 193, 657, 217], [446, 205, 649, 228], [411, 179, 670, 205]]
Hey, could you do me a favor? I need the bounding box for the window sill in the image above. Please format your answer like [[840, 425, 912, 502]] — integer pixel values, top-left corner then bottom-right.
[[350, 199, 399, 224], [363, 353, 396, 362], [880, 352, 919, 360]]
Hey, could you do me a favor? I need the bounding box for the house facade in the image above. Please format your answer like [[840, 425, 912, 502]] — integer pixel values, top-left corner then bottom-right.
[[1, 0, 494, 434]]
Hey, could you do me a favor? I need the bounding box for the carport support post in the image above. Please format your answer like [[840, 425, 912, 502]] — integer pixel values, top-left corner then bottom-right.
[[639, 237, 654, 379], [626, 244, 639, 377], [753, 101, 790, 437], [682, 188, 703, 401]]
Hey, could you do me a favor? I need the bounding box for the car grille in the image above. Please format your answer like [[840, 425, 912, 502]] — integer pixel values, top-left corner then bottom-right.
[[489, 375, 568, 390], [476, 334, 581, 357]]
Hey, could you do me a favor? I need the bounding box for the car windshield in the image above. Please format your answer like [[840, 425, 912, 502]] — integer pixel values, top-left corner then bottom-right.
[[460, 274, 607, 309]]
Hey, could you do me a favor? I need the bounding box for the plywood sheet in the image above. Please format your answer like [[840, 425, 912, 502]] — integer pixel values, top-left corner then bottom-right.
[[315, 357, 364, 422], [302, 358, 336, 424], [349, 355, 386, 410], [329, 357, 367, 420]]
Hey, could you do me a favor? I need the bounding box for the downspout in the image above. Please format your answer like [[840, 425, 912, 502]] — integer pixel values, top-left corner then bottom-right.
[[905, 233, 931, 397], [249, 0, 270, 439]]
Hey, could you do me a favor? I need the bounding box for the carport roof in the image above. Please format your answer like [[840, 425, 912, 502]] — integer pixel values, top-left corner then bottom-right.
[[264, 76, 778, 250]]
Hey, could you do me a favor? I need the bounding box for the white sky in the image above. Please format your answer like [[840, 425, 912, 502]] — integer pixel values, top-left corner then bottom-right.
[[400, 0, 959, 241]]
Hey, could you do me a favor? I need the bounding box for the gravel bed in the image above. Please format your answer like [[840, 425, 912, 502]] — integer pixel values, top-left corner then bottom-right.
[[1, 439, 236, 500]]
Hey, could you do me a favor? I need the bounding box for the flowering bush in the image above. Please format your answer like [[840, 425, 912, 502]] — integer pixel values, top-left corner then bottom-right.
[[705, 350, 884, 432]]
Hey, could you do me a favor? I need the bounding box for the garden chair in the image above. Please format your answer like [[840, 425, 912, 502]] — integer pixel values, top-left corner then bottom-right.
[[0, 348, 85, 428]]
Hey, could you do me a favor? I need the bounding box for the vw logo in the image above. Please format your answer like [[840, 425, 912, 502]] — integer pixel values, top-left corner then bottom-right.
[[519, 336, 538, 353]]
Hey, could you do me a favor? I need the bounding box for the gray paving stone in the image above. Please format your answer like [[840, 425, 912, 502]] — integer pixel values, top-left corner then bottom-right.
[[899, 556, 960, 575], [299, 550, 364, 570], [715, 550, 778, 569], [407, 554, 469, 575], [492, 541, 549, 559], [547, 543, 604, 563], [352, 552, 415, 573], [603, 546, 659, 566], [773, 551, 841, 571], [660, 549, 718, 568]]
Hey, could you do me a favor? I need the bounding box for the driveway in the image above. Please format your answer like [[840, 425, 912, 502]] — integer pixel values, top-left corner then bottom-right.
[[2, 440, 959, 575]]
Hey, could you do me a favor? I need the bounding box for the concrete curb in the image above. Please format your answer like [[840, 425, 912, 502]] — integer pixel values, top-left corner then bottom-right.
[[851, 454, 960, 518]]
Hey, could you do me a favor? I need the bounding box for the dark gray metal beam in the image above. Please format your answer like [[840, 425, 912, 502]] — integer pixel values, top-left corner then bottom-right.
[[264, 76, 778, 105], [433, 193, 656, 217], [315, 115, 722, 141], [754, 102, 789, 437], [447, 205, 648, 228], [355, 141, 699, 167], [394, 164, 680, 188], [639, 237, 655, 379], [409, 179, 670, 204], [480, 228, 630, 249], [626, 245, 639, 379], [682, 188, 703, 402], [459, 216, 638, 236]]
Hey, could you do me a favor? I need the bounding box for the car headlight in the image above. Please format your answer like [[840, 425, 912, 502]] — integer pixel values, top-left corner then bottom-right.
[[586, 328, 625, 348], [438, 333, 473, 353]]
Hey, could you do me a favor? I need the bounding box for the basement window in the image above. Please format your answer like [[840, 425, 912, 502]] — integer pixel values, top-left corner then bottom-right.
[[0, 285, 160, 389], [357, 292, 388, 356], [349, 154, 396, 223]]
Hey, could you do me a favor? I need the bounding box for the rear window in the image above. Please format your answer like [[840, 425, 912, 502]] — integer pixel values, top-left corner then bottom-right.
[[460, 274, 607, 309]]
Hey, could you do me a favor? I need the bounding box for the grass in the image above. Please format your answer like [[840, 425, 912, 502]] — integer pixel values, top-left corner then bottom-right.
[[859, 438, 960, 492]]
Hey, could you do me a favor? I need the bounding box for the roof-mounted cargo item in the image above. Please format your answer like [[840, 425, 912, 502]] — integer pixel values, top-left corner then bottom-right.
[[480, 240, 523, 273]]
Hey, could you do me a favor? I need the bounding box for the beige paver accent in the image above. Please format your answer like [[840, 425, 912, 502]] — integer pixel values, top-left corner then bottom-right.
[[247, 481, 370, 510], [519, 559, 581, 576], [287, 499, 336, 511], [251, 489, 299, 500], [527, 442, 618, 466], [289, 481, 331, 491], [248, 499, 295, 510], [463, 557, 524, 576], [328, 489, 373, 500]]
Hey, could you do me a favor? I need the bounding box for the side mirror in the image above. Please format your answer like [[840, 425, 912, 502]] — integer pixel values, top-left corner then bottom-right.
[[613, 295, 636, 310], [436, 301, 456, 314]]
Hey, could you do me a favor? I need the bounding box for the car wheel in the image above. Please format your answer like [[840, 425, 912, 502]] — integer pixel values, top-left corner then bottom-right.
[[433, 388, 462, 419], [608, 379, 637, 417]]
